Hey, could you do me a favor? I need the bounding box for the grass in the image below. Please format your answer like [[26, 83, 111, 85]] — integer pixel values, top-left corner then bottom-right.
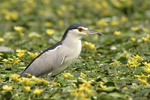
[[0, 0, 150, 100]]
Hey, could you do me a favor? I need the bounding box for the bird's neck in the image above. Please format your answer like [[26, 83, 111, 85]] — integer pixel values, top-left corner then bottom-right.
[[62, 33, 82, 48]]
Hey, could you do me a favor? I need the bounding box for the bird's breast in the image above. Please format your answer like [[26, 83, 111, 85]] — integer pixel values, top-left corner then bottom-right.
[[51, 40, 82, 76], [64, 40, 82, 62]]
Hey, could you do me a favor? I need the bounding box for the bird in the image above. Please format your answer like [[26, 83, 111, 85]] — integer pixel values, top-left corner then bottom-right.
[[20, 24, 103, 77]]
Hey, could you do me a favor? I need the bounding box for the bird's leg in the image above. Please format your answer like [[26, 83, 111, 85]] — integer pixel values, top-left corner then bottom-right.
[[47, 72, 54, 81]]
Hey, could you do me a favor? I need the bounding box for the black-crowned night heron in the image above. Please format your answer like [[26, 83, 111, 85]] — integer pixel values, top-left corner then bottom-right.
[[20, 24, 103, 77]]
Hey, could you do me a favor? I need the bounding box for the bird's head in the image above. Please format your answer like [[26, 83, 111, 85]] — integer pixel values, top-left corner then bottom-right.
[[62, 24, 103, 40]]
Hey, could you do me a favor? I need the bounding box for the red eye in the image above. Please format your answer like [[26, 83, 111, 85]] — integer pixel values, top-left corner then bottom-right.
[[78, 28, 82, 32]]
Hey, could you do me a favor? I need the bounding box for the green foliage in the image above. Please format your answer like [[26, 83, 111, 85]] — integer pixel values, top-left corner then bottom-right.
[[0, 0, 150, 100]]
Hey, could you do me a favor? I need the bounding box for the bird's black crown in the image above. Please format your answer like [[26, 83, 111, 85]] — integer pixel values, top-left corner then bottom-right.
[[62, 24, 86, 40]]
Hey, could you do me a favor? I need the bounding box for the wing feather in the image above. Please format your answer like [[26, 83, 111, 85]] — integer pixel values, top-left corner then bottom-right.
[[20, 45, 64, 77]]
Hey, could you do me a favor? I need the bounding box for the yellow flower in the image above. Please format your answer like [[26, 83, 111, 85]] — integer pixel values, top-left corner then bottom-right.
[[94, 3, 102, 10], [99, 81, 105, 84], [131, 27, 139, 32], [32, 76, 41, 84], [14, 26, 23, 33], [85, 88, 93, 96], [61, 5, 67, 12], [101, 84, 107, 90], [46, 29, 56, 35], [28, 52, 39, 58], [70, 91, 80, 97], [114, 31, 121, 35], [25, 73, 31, 77], [127, 59, 141, 67], [2, 59, 9, 63], [134, 75, 142, 79], [0, 53, 3, 55], [28, 32, 41, 38], [71, 83, 76, 87], [41, 78, 50, 85], [57, 10, 63, 16], [133, 21, 140, 25], [142, 62, 150, 67], [143, 67, 150, 74], [146, 34, 150, 38], [133, 55, 143, 61], [79, 84, 92, 94], [19, 77, 34, 85], [81, 80, 93, 89], [122, 52, 129, 57], [131, 37, 136, 42], [135, 73, 148, 85], [139, 79, 148, 85], [89, 56, 92, 59], [97, 19, 108, 27], [52, 82, 60, 87], [10, 74, 20, 81], [33, 89, 43, 96], [44, 22, 52, 27], [101, 1, 108, 8], [142, 37, 149, 41], [24, 7, 32, 14], [110, 61, 120, 66], [78, 86, 87, 93], [35, 34, 41, 38], [1, 9, 9, 15], [59, 20, 64, 27], [3, 85, 12, 92], [71, 80, 93, 99], [142, 34, 150, 41], [142, 28, 149, 32], [9, 58, 13, 62], [7, 64, 11, 66], [121, 16, 128, 22], [20, 32, 24, 36], [12, 56, 21, 65], [0, 37, 4, 42], [28, 34, 34, 38], [122, 87, 127, 90], [111, 20, 119, 26], [24, 86, 31, 92], [141, 73, 148, 79], [142, 37, 148, 41], [5, 14, 10, 20], [99, 81, 107, 90], [62, 73, 74, 78], [16, 49, 26, 58], [85, 41, 96, 50], [112, 1, 121, 8], [42, 0, 51, 4], [78, 93, 87, 99], [80, 72, 87, 78], [10, 11, 18, 21]]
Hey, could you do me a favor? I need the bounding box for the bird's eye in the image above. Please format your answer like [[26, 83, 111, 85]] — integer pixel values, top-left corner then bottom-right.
[[78, 28, 82, 32]]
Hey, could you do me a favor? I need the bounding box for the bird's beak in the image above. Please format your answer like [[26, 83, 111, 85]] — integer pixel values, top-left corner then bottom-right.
[[86, 30, 104, 36]]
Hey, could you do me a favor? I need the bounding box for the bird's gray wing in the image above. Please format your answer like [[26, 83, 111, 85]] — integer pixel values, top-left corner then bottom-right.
[[20, 45, 64, 77]]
